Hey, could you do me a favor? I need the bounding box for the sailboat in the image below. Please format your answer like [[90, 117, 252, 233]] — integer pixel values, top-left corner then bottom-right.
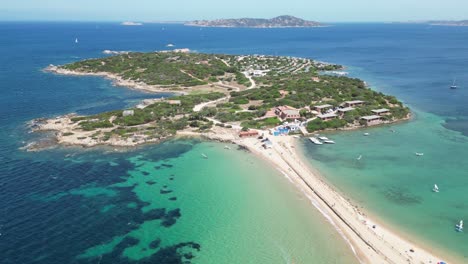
[[450, 78, 458, 89], [432, 184, 439, 193], [455, 220, 463, 232]]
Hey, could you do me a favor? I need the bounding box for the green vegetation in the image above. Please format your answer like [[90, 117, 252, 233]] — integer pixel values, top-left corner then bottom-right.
[[307, 118, 347, 131], [63, 52, 238, 87], [55, 51, 409, 143]]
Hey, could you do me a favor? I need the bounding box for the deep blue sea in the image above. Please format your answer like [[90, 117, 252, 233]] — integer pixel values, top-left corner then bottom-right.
[[1, 22, 468, 263]]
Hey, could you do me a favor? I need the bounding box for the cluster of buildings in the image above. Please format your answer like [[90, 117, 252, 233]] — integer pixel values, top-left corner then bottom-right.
[[238, 100, 392, 138], [313, 100, 391, 125], [258, 99, 392, 132]]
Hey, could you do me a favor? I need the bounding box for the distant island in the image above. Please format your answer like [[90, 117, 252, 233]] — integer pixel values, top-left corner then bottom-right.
[[429, 20, 468, 26], [393, 20, 468, 27], [185, 15, 323, 28]]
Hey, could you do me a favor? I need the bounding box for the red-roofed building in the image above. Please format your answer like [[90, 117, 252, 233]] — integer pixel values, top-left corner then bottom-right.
[[275, 106, 300, 120]]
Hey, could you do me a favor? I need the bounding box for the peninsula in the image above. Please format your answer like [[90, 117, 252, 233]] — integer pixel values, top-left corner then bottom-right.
[[29, 50, 451, 264], [185, 15, 323, 28], [34, 50, 409, 148]]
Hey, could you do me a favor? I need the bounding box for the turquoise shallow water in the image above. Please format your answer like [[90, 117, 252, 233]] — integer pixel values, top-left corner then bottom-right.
[[58, 140, 360, 263], [300, 110, 468, 262], [2, 138, 360, 263]]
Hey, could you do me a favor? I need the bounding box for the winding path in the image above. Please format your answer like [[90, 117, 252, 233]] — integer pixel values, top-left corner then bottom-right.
[[242, 71, 256, 89], [193, 96, 228, 112]]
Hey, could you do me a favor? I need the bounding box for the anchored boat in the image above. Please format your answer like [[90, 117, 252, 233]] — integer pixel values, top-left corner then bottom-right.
[[309, 137, 323, 145], [450, 78, 458, 89], [456, 220, 463, 232], [318, 136, 335, 144]]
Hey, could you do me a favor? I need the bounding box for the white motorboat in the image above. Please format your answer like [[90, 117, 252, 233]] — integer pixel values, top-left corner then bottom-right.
[[363, 133, 370, 136], [357, 155, 362, 160], [201, 153, 208, 159], [323, 140, 335, 144], [415, 152, 424, 156], [432, 184, 439, 193], [318, 136, 329, 141], [309, 137, 323, 145], [456, 220, 463, 232]]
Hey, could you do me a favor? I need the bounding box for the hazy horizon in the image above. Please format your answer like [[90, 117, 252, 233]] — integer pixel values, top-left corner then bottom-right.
[[1, 0, 467, 23]]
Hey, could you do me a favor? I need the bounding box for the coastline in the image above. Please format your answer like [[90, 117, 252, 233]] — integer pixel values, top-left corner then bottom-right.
[[44, 65, 188, 95]]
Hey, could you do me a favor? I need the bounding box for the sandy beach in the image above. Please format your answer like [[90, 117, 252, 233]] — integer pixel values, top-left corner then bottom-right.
[[230, 133, 448, 264]]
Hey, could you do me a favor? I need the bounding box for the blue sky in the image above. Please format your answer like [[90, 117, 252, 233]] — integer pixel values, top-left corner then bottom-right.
[[1, 0, 466, 22]]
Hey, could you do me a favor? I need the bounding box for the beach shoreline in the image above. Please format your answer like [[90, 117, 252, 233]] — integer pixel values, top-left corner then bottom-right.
[[170, 128, 454, 263], [227, 133, 450, 264]]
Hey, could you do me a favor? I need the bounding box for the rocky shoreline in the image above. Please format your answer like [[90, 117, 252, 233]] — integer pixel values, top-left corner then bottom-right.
[[44, 65, 187, 95]]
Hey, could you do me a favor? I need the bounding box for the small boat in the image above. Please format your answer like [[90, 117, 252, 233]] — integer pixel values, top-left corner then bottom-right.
[[450, 78, 458, 89], [415, 152, 424, 156], [357, 155, 362, 160], [224, 145, 231, 150], [201, 153, 208, 159], [75, 38, 79, 43], [363, 133, 370, 136], [455, 220, 463, 232], [309, 137, 323, 145], [323, 140, 335, 144], [318, 136, 329, 141], [432, 184, 439, 193], [166, 43, 175, 47]]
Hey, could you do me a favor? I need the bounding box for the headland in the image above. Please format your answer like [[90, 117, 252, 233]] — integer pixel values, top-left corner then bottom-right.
[[32, 50, 409, 150]]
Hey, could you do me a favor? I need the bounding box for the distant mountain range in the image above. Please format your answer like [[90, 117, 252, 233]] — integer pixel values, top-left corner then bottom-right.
[[185, 15, 323, 28]]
